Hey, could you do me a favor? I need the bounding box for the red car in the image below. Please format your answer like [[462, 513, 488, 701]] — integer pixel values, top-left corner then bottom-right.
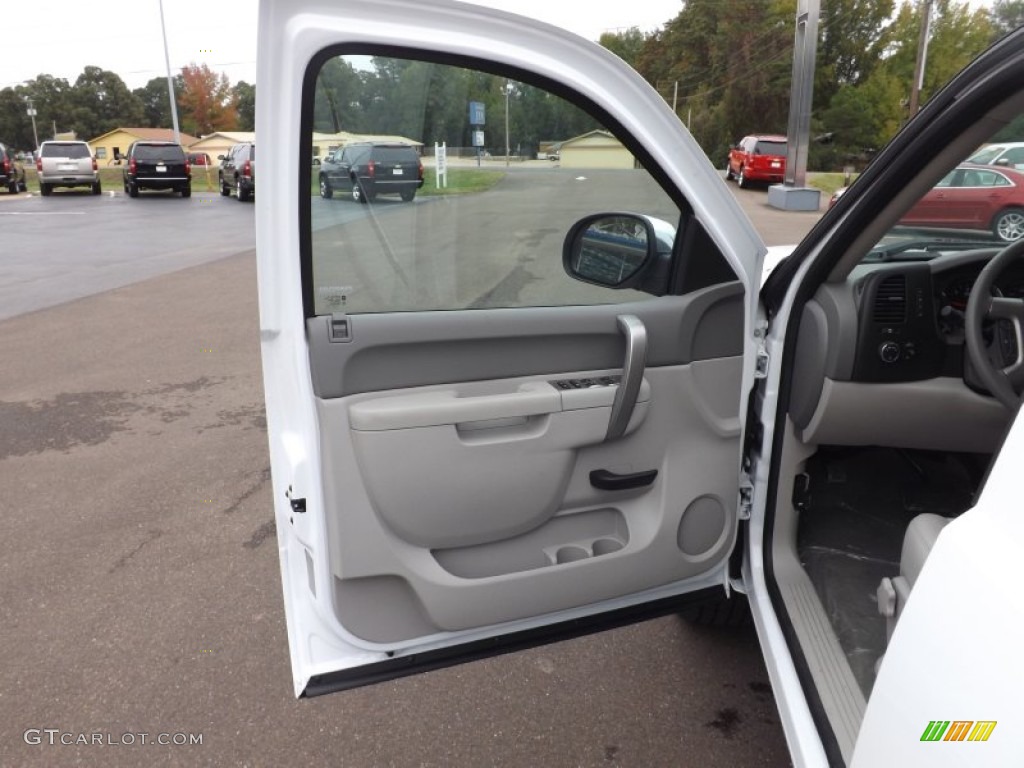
[[726, 134, 787, 188], [900, 164, 1024, 242]]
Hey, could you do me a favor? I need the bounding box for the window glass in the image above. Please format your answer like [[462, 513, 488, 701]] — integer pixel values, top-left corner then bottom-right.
[[42, 142, 90, 158], [308, 54, 682, 315], [755, 140, 787, 156]]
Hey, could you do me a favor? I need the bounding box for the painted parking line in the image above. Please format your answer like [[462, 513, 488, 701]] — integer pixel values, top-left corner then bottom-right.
[[0, 211, 86, 215]]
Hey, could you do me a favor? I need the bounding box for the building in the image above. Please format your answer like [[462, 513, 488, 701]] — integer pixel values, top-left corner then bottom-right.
[[311, 131, 423, 161], [87, 128, 199, 166], [557, 129, 635, 170], [188, 131, 256, 164]]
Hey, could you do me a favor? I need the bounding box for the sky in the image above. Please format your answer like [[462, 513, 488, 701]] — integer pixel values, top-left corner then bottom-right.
[[3, 0, 688, 91]]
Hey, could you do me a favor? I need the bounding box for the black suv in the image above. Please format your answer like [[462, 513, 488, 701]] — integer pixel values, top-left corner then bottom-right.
[[123, 141, 191, 198], [319, 142, 423, 203], [219, 142, 255, 201], [0, 142, 26, 194]]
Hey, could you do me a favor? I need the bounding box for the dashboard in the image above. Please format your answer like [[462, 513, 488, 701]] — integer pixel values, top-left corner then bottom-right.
[[790, 246, 1016, 454]]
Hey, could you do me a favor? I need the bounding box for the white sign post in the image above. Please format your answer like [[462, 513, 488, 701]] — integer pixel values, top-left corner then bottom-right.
[[435, 141, 448, 189]]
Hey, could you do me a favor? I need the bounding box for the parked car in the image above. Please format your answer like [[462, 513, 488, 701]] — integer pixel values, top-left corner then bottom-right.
[[122, 141, 191, 198], [218, 142, 256, 201], [318, 142, 423, 203], [967, 141, 1024, 170], [0, 142, 27, 194], [726, 134, 787, 188], [36, 140, 99, 196], [187, 151, 213, 167], [898, 164, 1024, 242], [261, 3, 1024, 766]]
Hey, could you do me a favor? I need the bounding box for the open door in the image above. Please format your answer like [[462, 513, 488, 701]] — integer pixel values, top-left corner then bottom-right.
[[256, 0, 767, 697]]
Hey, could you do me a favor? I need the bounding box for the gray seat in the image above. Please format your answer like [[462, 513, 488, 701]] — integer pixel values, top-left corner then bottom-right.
[[877, 513, 953, 641]]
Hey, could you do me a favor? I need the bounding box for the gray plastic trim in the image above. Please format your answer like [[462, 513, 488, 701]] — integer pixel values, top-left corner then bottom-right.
[[802, 377, 1009, 453], [790, 302, 829, 431], [306, 283, 743, 399]]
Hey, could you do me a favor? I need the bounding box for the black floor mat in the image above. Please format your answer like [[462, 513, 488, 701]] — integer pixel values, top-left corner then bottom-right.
[[796, 447, 983, 697]]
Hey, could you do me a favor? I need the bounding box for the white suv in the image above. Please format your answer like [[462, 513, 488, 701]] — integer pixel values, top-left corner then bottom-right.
[[36, 140, 100, 196]]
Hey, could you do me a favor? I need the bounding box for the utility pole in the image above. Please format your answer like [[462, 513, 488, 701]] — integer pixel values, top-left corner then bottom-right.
[[908, 0, 934, 118], [25, 99, 39, 150], [159, 0, 182, 145]]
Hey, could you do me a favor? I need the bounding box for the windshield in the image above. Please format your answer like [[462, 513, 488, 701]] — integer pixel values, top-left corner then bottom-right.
[[857, 129, 1024, 264]]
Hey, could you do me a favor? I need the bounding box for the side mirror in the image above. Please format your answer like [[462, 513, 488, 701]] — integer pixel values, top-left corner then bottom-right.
[[562, 213, 673, 295], [995, 158, 1011, 167]]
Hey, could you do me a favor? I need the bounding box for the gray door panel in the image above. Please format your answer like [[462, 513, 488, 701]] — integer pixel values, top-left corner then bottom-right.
[[307, 282, 743, 398]]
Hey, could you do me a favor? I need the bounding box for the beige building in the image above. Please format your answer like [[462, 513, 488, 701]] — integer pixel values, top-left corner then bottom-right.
[[189, 131, 256, 164], [311, 131, 423, 161], [88, 128, 199, 166], [557, 129, 635, 170]]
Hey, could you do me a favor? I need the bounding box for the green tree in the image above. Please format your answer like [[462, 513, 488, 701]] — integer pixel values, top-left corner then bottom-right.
[[991, 0, 1024, 36], [232, 81, 256, 131], [133, 76, 184, 128], [599, 27, 648, 70], [19, 75, 74, 141], [69, 66, 144, 139]]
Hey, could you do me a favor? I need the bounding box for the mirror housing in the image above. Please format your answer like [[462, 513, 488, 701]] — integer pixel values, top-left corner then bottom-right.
[[995, 158, 1011, 167], [562, 213, 674, 296]]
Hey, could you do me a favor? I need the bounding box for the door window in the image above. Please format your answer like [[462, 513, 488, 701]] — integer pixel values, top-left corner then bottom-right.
[[308, 54, 684, 315]]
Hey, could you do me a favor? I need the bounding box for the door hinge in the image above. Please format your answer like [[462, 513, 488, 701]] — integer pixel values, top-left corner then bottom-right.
[[285, 485, 306, 514], [752, 319, 770, 379], [328, 312, 352, 342], [738, 478, 753, 520]]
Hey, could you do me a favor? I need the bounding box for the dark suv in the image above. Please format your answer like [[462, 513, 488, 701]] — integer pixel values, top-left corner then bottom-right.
[[319, 142, 423, 203], [219, 142, 255, 201], [1, 142, 26, 194], [123, 141, 191, 198]]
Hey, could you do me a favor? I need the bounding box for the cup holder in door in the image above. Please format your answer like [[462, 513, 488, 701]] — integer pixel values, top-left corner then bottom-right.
[[554, 545, 590, 564], [591, 538, 624, 556]]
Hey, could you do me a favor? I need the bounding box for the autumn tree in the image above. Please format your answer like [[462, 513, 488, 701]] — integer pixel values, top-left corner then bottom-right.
[[177, 63, 238, 136]]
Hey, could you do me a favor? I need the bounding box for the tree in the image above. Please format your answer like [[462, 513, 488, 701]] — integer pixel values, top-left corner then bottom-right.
[[18, 75, 74, 142], [991, 0, 1024, 37], [599, 28, 648, 70], [69, 66, 144, 139], [177, 63, 238, 136], [133, 76, 184, 128], [232, 81, 256, 131]]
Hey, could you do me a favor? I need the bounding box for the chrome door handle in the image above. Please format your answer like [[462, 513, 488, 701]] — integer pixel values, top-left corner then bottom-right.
[[606, 314, 647, 441]]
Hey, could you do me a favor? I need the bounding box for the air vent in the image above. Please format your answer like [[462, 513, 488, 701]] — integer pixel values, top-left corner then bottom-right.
[[873, 275, 907, 324]]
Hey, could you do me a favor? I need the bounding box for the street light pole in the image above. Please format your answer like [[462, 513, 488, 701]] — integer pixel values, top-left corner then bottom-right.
[[158, 0, 182, 145]]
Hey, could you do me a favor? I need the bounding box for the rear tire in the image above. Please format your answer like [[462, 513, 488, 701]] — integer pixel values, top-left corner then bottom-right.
[[92, 181, 101, 195], [737, 167, 749, 189], [40, 182, 51, 196], [238, 183, 251, 202], [400, 189, 416, 202], [128, 182, 138, 198], [725, 164, 735, 181], [181, 184, 191, 198], [220, 174, 231, 196], [8, 180, 17, 194], [319, 175, 332, 199]]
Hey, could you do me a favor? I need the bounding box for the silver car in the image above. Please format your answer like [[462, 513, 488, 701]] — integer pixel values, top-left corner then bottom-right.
[[37, 140, 100, 196]]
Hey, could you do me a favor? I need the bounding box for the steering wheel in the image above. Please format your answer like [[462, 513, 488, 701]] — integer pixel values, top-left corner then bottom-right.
[[965, 238, 1024, 409]]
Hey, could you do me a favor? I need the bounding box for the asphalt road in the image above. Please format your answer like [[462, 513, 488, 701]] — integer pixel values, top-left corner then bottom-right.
[[0, 179, 817, 767]]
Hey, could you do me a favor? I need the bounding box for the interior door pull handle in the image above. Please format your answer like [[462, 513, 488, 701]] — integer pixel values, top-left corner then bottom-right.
[[606, 314, 647, 441], [590, 468, 658, 490]]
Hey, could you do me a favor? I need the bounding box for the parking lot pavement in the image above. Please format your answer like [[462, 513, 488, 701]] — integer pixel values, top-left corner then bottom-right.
[[0, 185, 814, 767]]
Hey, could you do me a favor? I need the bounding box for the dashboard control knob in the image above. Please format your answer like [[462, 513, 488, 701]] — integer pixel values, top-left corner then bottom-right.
[[879, 341, 901, 363]]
